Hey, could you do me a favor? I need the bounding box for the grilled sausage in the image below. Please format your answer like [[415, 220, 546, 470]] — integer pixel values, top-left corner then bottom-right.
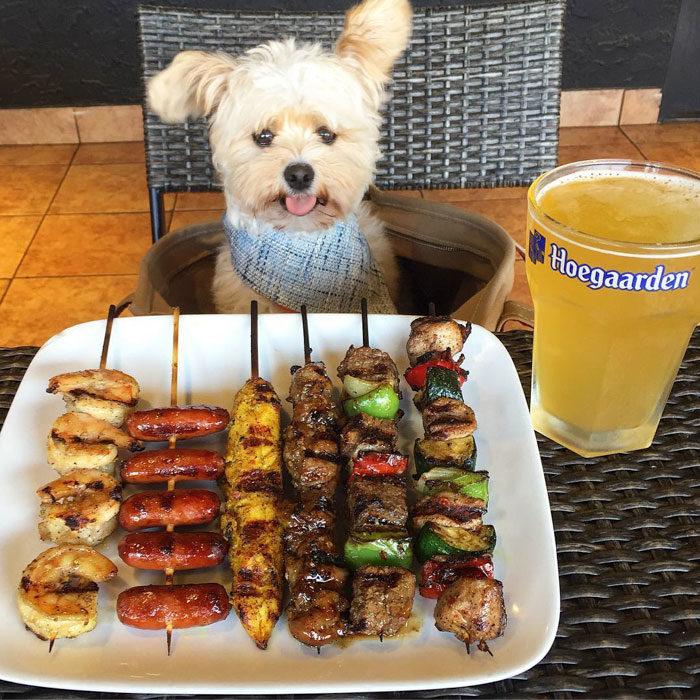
[[118, 489, 220, 530], [116, 583, 230, 629], [120, 448, 224, 483], [118, 532, 228, 570], [125, 405, 230, 441]]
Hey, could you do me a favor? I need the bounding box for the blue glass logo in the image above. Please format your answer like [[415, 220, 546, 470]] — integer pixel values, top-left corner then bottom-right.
[[529, 230, 545, 264]]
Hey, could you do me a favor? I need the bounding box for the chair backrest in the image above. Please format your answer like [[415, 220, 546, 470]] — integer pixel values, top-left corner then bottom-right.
[[138, 1, 564, 193]]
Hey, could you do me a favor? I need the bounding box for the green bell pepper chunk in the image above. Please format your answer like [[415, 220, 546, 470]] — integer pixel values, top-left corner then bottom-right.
[[344, 534, 413, 569], [343, 383, 400, 419], [416, 522, 496, 563]]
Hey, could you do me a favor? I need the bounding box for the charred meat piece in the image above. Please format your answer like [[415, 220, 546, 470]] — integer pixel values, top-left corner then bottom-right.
[[282, 425, 340, 492], [407, 316, 470, 365], [411, 491, 485, 531], [337, 345, 400, 393], [289, 362, 334, 405], [292, 396, 340, 433], [348, 474, 408, 533], [282, 494, 336, 556], [340, 412, 398, 460], [349, 565, 415, 637], [422, 398, 477, 441], [434, 576, 506, 649]]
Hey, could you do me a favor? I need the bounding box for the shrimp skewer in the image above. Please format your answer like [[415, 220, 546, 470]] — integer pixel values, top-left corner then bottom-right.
[[37, 469, 122, 546], [17, 545, 117, 646]]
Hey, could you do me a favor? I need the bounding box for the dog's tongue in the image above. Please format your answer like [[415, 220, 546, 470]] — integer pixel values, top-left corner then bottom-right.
[[285, 195, 317, 216]]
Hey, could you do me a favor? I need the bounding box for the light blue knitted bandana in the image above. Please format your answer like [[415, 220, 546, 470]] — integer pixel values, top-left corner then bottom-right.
[[222, 213, 395, 313]]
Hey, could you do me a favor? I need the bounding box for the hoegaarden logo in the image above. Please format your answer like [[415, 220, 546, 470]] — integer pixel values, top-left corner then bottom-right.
[[528, 230, 691, 291]]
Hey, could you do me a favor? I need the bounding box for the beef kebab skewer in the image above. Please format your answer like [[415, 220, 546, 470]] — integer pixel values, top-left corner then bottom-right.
[[405, 308, 506, 653], [220, 301, 285, 650], [337, 298, 415, 641], [282, 305, 348, 650], [117, 308, 231, 654]]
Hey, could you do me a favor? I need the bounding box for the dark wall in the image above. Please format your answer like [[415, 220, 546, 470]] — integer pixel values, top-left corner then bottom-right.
[[0, 0, 681, 109]]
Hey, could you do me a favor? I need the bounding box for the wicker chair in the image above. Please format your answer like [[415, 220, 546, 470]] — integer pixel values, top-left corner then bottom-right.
[[137, 1, 565, 241]]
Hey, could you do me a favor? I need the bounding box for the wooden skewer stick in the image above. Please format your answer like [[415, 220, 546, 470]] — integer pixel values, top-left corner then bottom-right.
[[361, 297, 369, 348], [99, 304, 117, 370], [428, 301, 436, 317], [165, 306, 180, 656], [301, 304, 312, 365], [250, 301, 259, 379], [48, 637, 55, 653]]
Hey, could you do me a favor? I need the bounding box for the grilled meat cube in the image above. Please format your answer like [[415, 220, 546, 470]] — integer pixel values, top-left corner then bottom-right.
[[282, 494, 336, 556], [422, 398, 477, 441], [340, 412, 398, 459], [292, 396, 340, 433], [434, 576, 506, 648], [289, 362, 334, 405], [411, 491, 485, 531], [337, 345, 400, 393], [349, 565, 415, 637], [407, 316, 470, 365], [287, 587, 348, 647], [282, 425, 340, 492], [348, 474, 408, 533]]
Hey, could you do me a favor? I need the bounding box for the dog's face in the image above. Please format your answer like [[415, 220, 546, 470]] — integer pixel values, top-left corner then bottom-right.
[[148, 0, 412, 232]]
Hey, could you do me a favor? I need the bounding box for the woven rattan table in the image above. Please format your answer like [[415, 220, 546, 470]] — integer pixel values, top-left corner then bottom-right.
[[1, 330, 697, 699]]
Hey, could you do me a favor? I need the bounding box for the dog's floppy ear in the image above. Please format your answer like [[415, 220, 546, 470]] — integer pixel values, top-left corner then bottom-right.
[[336, 0, 412, 105], [148, 51, 236, 123]]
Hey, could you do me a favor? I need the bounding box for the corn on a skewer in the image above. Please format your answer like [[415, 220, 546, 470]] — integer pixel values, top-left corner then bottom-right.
[[221, 377, 284, 650]]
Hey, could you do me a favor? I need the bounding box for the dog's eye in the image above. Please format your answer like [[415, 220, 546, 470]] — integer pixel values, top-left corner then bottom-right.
[[317, 126, 336, 145], [253, 129, 275, 147]]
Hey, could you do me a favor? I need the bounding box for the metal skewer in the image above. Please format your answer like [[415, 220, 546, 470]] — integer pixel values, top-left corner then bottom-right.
[[301, 305, 312, 365], [250, 301, 259, 379], [165, 306, 180, 656], [361, 297, 369, 348], [99, 304, 117, 370]]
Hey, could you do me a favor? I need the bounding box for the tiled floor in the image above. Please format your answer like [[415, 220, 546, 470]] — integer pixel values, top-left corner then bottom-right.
[[0, 124, 698, 346]]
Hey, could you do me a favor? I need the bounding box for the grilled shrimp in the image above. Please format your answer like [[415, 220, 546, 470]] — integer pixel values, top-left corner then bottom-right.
[[64, 395, 132, 427], [17, 545, 117, 641], [46, 435, 117, 475], [47, 412, 142, 475], [47, 369, 140, 405], [51, 412, 141, 450], [37, 469, 122, 546]]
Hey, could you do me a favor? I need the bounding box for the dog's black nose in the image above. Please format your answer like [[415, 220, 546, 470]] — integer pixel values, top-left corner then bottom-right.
[[284, 163, 315, 192]]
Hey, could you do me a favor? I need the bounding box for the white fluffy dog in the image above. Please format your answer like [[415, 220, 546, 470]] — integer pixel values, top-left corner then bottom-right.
[[148, 0, 412, 313]]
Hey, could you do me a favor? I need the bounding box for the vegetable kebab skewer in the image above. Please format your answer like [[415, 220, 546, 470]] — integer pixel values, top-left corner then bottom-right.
[[338, 299, 415, 639], [405, 306, 506, 653], [281, 305, 348, 649], [117, 308, 231, 654], [220, 301, 285, 650]]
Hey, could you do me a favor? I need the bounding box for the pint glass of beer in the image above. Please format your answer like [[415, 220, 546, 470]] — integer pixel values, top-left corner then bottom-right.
[[526, 160, 700, 457]]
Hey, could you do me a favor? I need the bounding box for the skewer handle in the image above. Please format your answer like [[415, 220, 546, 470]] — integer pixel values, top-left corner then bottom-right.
[[250, 300, 259, 379], [361, 297, 369, 348], [301, 304, 312, 365], [99, 304, 117, 370]]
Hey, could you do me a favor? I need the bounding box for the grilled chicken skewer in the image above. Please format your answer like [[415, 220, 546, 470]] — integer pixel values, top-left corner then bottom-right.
[[339, 299, 415, 639], [405, 308, 506, 653], [282, 305, 348, 649], [220, 301, 284, 650]]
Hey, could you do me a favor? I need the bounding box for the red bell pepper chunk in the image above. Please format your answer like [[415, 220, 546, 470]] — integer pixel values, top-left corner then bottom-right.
[[404, 359, 467, 390], [350, 452, 408, 480], [419, 556, 494, 599]]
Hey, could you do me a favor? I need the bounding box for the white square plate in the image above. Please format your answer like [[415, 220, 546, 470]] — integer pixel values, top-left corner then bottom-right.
[[0, 314, 558, 694]]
